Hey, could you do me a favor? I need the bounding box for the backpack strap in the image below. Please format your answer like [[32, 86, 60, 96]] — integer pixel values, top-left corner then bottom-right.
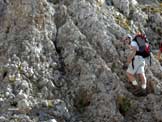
[[132, 57, 135, 69], [131, 38, 139, 69]]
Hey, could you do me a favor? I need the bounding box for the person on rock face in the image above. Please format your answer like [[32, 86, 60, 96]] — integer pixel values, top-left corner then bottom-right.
[[158, 42, 162, 62], [124, 34, 147, 95], [157, 42, 162, 72]]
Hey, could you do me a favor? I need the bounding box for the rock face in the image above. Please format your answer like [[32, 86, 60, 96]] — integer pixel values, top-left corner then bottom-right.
[[0, 0, 162, 122]]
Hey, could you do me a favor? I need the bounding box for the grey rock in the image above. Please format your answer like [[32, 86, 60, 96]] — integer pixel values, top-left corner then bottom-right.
[[0, 0, 162, 122], [48, 119, 57, 122], [18, 99, 30, 109], [16, 90, 28, 100], [112, 0, 130, 16], [0, 116, 8, 122], [42, 119, 57, 122], [39, 78, 49, 87], [41, 86, 49, 98], [11, 114, 32, 122], [53, 99, 70, 119], [47, 80, 56, 89], [41, 100, 49, 107]]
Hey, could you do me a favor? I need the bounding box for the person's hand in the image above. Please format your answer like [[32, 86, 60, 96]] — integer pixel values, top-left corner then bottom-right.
[[127, 57, 132, 64], [127, 47, 136, 64]]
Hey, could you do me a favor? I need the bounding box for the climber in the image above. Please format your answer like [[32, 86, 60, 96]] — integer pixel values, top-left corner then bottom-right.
[[157, 42, 162, 72], [124, 33, 149, 96], [157, 42, 162, 61]]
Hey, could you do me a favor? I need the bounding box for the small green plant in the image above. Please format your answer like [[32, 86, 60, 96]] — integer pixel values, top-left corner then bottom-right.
[[0, 92, 5, 98], [141, 4, 162, 14], [114, 14, 131, 32], [160, 3, 162, 8], [111, 62, 116, 72], [9, 118, 19, 122], [74, 87, 93, 113], [8, 75, 16, 83], [117, 95, 132, 116], [47, 100, 53, 108], [18, 64, 23, 72], [157, 27, 162, 34]]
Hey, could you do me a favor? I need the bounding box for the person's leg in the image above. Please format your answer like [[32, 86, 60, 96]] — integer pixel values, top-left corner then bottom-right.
[[138, 73, 147, 89], [127, 58, 138, 86], [127, 72, 138, 86], [136, 58, 146, 89], [127, 72, 135, 81]]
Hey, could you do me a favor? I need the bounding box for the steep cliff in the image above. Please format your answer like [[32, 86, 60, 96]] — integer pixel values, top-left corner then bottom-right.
[[0, 0, 162, 122]]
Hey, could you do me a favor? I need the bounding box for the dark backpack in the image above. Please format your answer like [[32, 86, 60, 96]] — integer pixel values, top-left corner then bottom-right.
[[133, 34, 151, 58], [131, 34, 151, 69]]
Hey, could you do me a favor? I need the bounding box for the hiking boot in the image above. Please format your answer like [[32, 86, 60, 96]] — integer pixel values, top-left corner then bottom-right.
[[133, 88, 147, 97], [125, 80, 138, 91]]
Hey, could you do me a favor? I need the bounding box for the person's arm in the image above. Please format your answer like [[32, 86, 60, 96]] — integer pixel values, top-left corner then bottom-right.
[[127, 46, 137, 64]]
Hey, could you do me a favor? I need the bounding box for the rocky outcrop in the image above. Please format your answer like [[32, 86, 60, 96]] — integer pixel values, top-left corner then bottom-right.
[[0, 0, 162, 122]]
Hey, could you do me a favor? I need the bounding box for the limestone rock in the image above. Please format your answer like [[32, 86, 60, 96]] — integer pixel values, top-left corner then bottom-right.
[[0, 0, 162, 122], [112, 0, 130, 16], [18, 99, 30, 110]]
